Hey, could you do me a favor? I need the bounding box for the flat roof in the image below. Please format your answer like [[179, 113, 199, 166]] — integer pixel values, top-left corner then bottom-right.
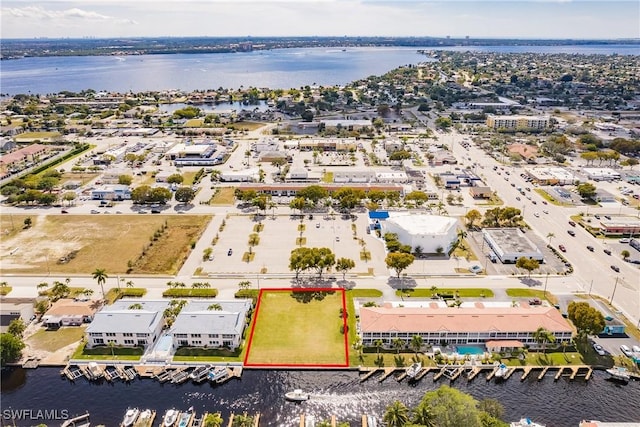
[[386, 213, 457, 235], [483, 228, 542, 255]]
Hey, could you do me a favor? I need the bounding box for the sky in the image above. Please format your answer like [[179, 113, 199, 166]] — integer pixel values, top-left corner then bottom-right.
[[1, 0, 639, 40]]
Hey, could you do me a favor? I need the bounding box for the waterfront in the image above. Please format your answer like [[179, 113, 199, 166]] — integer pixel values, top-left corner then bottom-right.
[[1, 367, 639, 426], [1, 45, 638, 96]]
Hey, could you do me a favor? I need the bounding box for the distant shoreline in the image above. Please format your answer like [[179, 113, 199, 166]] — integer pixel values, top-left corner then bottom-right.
[[2, 36, 639, 60]]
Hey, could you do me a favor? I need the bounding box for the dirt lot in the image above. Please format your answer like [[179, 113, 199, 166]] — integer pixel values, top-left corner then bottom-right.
[[0, 214, 211, 275]]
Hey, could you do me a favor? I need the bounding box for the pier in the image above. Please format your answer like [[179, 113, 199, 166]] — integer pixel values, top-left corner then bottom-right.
[[378, 367, 397, 383]]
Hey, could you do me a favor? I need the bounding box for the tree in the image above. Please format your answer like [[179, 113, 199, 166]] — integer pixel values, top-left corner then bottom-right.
[[297, 185, 328, 206], [383, 400, 409, 427], [92, 268, 108, 300], [62, 191, 77, 205], [374, 339, 384, 354], [232, 414, 253, 427], [118, 175, 133, 185], [167, 173, 184, 184], [150, 187, 172, 204], [204, 412, 224, 427], [621, 249, 630, 261], [546, 232, 555, 245], [576, 182, 597, 200], [335, 257, 356, 280], [434, 116, 452, 130], [410, 335, 423, 355], [1, 333, 25, 366], [237, 280, 252, 290], [385, 252, 415, 278], [50, 281, 70, 301], [289, 197, 307, 216], [478, 398, 505, 420], [23, 217, 32, 229], [412, 403, 436, 427], [207, 303, 223, 311], [465, 209, 482, 229], [7, 318, 26, 337], [175, 186, 196, 204], [567, 301, 605, 338], [515, 257, 540, 278], [392, 337, 404, 354], [419, 385, 482, 427], [532, 327, 555, 354]]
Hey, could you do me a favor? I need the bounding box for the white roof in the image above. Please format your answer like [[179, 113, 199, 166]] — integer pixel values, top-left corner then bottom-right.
[[386, 213, 457, 235]]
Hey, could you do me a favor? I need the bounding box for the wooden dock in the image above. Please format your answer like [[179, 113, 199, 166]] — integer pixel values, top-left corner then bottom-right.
[[133, 410, 156, 427], [414, 367, 430, 381], [537, 367, 550, 381], [359, 367, 379, 382], [378, 367, 397, 383]]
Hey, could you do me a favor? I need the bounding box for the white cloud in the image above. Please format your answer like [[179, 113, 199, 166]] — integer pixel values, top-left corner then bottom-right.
[[3, 5, 111, 20]]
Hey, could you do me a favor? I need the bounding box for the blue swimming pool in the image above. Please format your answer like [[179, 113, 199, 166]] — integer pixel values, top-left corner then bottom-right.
[[155, 335, 173, 352], [456, 345, 485, 355]]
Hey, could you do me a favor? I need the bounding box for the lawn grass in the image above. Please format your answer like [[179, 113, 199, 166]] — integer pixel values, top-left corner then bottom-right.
[[322, 172, 334, 183], [16, 131, 62, 140], [0, 214, 34, 238], [184, 119, 204, 127], [182, 171, 198, 185], [0, 215, 210, 275], [347, 289, 383, 298], [27, 326, 86, 352], [450, 239, 478, 261], [71, 342, 142, 361], [505, 288, 558, 305], [210, 187, 236, 205], [396, 288, 494, 298], [245, 290, 347, 366], [230, 121, 265, 131]]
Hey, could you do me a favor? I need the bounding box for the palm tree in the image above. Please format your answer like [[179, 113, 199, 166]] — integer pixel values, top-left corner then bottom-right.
[[204, 412, 224, 427], [410, 335, 423, 356], [533, 327, 555, 355], [107, 341, 116, 358], [207, 303, 223, 311], [126, 280, 134, 288], [82, 288, 94, 298], [232, 413, 253, 427], [412, 403, 436, 427], [383, 400, 409, 427], [546, 232, 555, 245], [92, 268, 108, 300], [392, 338, 404, 354], [374, 339, 384, 355], [128, 303, 143, 310]]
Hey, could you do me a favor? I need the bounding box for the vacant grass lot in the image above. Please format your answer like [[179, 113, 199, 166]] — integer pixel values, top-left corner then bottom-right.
[[210, 187, 236, 205], [245, 290, 347, 366], [27, 326, 86, 352], [0, 215, 210, 275]]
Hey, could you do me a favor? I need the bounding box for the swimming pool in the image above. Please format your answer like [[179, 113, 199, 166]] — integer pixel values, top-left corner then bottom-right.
[[155, 335, 173, 352], [455, 345, 485, 355]]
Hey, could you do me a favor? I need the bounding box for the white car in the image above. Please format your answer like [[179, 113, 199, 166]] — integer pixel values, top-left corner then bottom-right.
[[592, 343, 605, 356], [534, 212, 540, 218], [469, 265, 483, 274], [632, 345, 640, 353], [620, 345, 632, 357]]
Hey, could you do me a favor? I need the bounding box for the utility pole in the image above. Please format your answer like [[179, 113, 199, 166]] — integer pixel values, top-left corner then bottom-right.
[[544, 273, 550, 297], [588, 279, 594, 296]]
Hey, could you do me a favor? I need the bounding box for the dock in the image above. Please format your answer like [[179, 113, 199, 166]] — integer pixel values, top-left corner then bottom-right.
[[359, 367, 379, 382], [413, 367, 430, 381], [133, 410, 156, 427], [378, 367, 397, 383], [537, 366, 550, 381]]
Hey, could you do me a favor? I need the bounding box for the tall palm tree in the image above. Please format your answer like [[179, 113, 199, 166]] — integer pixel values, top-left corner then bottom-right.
[[546, 232, 555, 245], [374, 339, 384, 355], [533, 327, 555, 355], [410, 335, 423, 356], [412, 403, 436, 427], [92, 268, 108, 300], [383, 400, 409, 427], [392, 338, 404, 354], [126, 280, 134, 288]]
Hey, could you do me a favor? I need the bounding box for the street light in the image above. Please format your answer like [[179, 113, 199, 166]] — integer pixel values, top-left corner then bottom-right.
[[543, 272, 550, 297], [609, 276, 620, 305]]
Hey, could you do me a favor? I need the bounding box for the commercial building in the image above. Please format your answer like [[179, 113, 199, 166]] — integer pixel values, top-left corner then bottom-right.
[[381, 213, 458, 254], [219, 168, 260, 182], [235, 183, 405, 198], [583, 168, 621, 182], [482, 228, 544, 263], [164, 141, 225, 166], [85, 299, 169, 349], [486, 115, 550, 131], [358, 301, 573, 349], [90, 184, 132, 201], [596, 217, 640, 236], [171, 299, 252, 350], [525, 167, 576, 186]]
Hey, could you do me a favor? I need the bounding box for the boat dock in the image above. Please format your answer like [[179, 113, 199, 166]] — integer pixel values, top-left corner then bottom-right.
[[358, 364, 594, 384], [133, 410, 156, 427], [60, 412, 90, 427]]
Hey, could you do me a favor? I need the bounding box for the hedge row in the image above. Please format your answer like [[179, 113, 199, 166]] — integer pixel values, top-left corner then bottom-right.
[[163, 288, 219, 298]]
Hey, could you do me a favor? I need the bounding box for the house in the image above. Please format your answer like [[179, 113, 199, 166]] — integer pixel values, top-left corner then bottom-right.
[[171, 299, 252, 350], [358, 301, 573, 349], [41, 298, 100, 329], [506, 143, 538, 162], [85, 299, 169, 349], [0, 298, 35, 333]]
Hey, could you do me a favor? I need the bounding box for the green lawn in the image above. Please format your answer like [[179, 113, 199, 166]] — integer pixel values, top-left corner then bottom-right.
[[396, 288, 494, 298], [347, 289, 383, 298], [505, 288, 558, 305], [245, 290, 347, 366], [27, 326, 86, 352]]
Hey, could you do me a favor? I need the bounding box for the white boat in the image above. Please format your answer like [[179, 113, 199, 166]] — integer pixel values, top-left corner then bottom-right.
[[406, 362, 422, 378], [208, 366, 229, 383], [285, 389, 310, 401], [510, 418, 545, 427], [121, 407, 139, 427], [495, 363, 508, 378], [606, 366, 630, 382], [162, 409, 179, 427], [177, 409, 193, 427]]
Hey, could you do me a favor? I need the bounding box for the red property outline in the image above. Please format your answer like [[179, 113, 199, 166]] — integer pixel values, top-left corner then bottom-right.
[[243, 288, 349, 368]]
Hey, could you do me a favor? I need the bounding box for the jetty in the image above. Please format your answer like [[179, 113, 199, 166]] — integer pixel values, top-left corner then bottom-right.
[[359, 367, 379, 382], [378, 367, 397, 383], [61, 412, 90, 427]]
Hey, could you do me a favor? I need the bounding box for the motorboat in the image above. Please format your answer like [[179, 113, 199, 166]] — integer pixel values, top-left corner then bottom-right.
[[494, 363, 508, 378], [177, 409, 193, 427], [162, 409, 180, 427], [121, 407, 139, 427], [285, 389, 310, 401], [406, 362, 422, 379], [510, 418, 545, 427], [208, 366, 229, 383], [606, 366, 630, 383]]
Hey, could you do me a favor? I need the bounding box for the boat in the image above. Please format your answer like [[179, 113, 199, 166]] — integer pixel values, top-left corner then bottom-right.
[[61, 412, 90, 427], [606, 366, 630, 382], [162, 409, 180, 427], [121, 407, 139, 427], [86, 362, 103, 381], [494, 363, 508, 378], [510, 418, 545, 427], [208, 366, 228, 383], [285, 389, 310, 401], [406, 362, 422, 379], [189, 365, 212, 382], [133, 409, 155, 427], [177, 409, 193, 427]]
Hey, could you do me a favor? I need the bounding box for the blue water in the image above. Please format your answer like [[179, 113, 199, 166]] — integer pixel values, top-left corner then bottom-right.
[[1, 45, 638, 95], [456, 345, 486, 355]]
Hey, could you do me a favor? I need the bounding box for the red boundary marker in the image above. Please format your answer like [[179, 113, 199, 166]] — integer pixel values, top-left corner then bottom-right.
[[243, 288, 349, 368]]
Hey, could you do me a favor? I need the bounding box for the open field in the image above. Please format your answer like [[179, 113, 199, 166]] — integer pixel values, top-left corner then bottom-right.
[[16, 131, 62, 140], [245, 289, 347, 366], [210, 187, 236, 205], [1, 214, 36, 239], [0, 215, 210, 275], [26, 326, 86, 352]]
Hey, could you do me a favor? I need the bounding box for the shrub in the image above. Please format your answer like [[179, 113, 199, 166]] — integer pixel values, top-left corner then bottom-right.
[[163, 288, 218, 298]]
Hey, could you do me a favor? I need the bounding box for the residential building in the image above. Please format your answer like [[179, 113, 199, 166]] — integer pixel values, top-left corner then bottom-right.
[[171, 299, 252, 350], [486, 114, 549, 131], [85, 299, 169, 349], [0, 143, 50, 175], [0, 299, 35, 333], [358, 301, 573, 349], [42, 298, 100, 329]]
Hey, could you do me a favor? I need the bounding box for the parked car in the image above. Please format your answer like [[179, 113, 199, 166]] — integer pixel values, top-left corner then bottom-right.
[[534, 212, 540, 218], [587, 246, 594, 252], [632, 345, 640, 353], [620, 345, 632, 357], [559, 244, 567, 252], [604, 249, 612, 255], [567, 230, 576, 236], [90, 210, 99, 214], [316, 223, 320, 228], [227, 248, 233, 256], [592, 343, 606, 356], [151, 209, 161, 214], [619, 238, 630, 243], [61, 210, 69, 214], [469, 265, 483, 274], [568, 221, 576, 227], [610, 265, 620, 272]]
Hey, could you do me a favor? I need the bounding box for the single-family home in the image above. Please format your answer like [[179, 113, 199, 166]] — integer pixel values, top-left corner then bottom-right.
[[41, 298, 100, 329]]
